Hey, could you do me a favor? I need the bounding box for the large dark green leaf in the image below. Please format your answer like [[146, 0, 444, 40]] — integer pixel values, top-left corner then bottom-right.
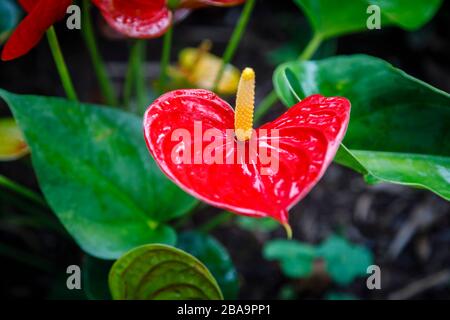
[[0, 0, 21, 44], [293, 0, 442, 39], [369, 0, 443, 30], [0, 90, 198, 259], [177, 232, 239, 299], [109, 244, 223, 300], [273, 55, 450, 201]]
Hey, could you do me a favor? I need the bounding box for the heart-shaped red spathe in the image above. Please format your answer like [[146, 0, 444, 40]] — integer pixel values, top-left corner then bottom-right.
[[92, 0, 246, 39], [92, 0, 172, 39], [143, 89, 350, 224]]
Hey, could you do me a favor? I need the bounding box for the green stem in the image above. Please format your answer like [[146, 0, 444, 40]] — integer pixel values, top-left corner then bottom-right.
[[254, 33, 323, 120], [46, 27, 78, 101], [123, 43, 138, 108], [136, 40, 147, 114], [158, 25, 173, 92], [81, 0, 118, 106], [0, 174, 47, 207], [298, 33, 323, 61], [254, 90, 278, 123], [199, 211, 234, 233], [212, 0, 256, 91], [123, 40, 147, 112]]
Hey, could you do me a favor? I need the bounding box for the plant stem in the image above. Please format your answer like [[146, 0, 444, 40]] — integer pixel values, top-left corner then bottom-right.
[[298, 32, 323, 61], [123, 43, 138, 108], [254, 33, 323, 120], [158, 25, 173, 92], [81, 0, 118, 106], [135, 40, 147, 114], [0, 174, 47, 207], [199, 211, 234, 233], [254, 90, 278, 123], [46, 27, 78, 101], [212, 0, 256, 91], [123, 40, 147, 112]]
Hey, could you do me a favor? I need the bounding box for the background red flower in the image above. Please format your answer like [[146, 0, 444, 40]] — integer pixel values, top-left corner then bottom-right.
[[1, 0, 72, 61]]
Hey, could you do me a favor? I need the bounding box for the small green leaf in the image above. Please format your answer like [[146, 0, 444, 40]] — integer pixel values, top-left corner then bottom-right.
[[0, 0, 21, 44], [177, 232, 239, 299], [0, 90, 198, 259], [109, 244, 224, 300], [317, 235, 373, 285], [82, 255, 113, 300], [274, 55, 450, 201], [293, 0, 442, 39], [236, 216, 279, 233], [263, 240, 316, 278]]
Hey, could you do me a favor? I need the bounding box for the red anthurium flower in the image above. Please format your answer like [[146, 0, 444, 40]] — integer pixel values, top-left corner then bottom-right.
[[92, 0, 172, 39], [144, 68, 351, 233], [93, 0, 246, 39], [180, 0, 246, 8], [1, 0, 72, 61]]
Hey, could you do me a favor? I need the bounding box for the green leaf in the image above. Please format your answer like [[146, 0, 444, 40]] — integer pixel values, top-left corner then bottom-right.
[[317, 235, 373, 285], [82, 255, 113, 300], [109, 244, 223, 300], [273, 55, 450, 201], [236, 216, 279, 233], [369, 0, 443, 30], [293, 0, 442, 39], [0, 0, 21, 44], [177, 232, 239, 300], [293, 0, 369, 39], [0, 90, 198, 259], [263, 240, 316, 278]]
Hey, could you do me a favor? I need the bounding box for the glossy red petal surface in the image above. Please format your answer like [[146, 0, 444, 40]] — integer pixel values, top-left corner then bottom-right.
[[92, 0, 172, 39], [1, 0, 72, 61], [143, 90, 350, 224], [180, 0, 245, 8]]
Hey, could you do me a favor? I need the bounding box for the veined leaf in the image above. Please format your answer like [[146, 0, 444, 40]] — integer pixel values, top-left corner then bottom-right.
[[273, 55, 450, 200], [177, 232, 239, 299], [293, 0, 442, 39], [109, 244, 223, 300], [0, 90, 198, 259]]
